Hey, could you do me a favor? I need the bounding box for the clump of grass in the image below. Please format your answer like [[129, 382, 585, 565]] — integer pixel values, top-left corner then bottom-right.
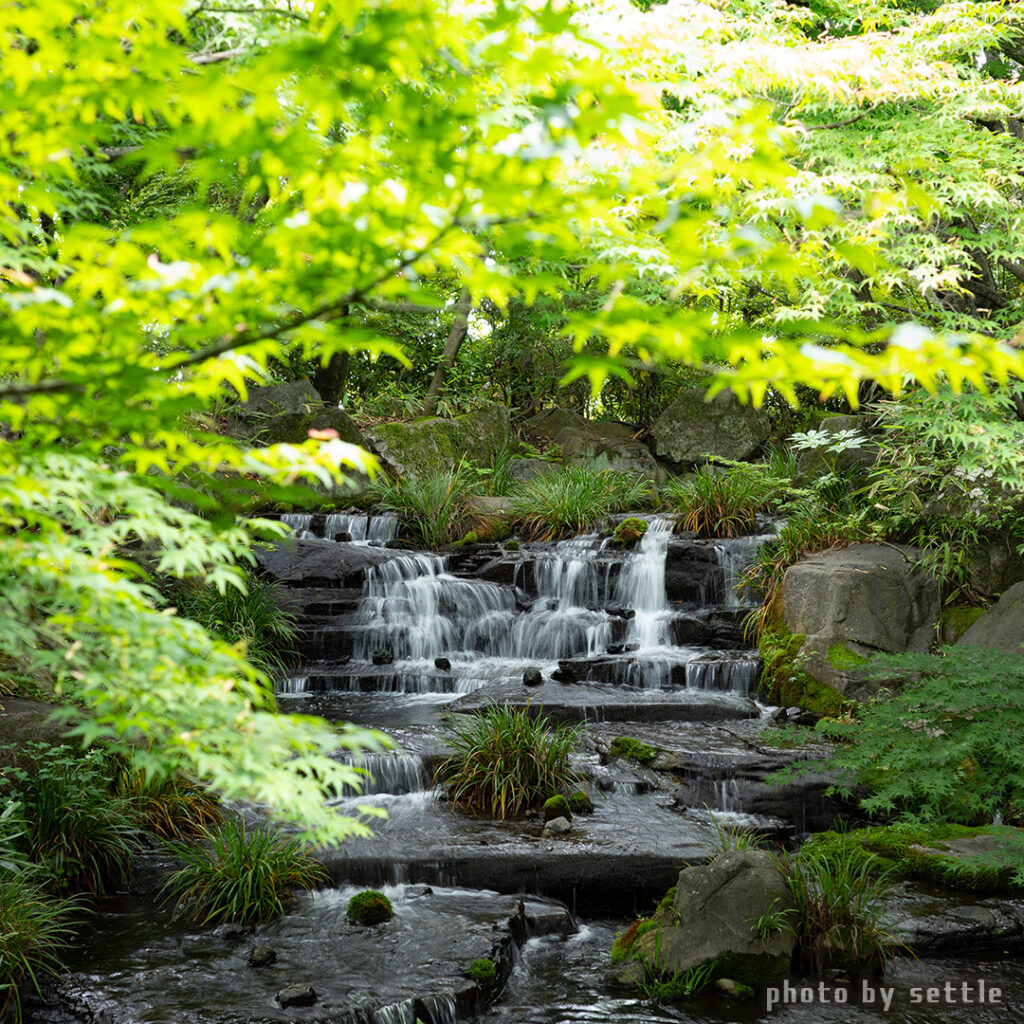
[[703, 814, 766, 854], [115, 755, 221, 840], [776, 847, 899, 974], [511, 467, 653, 539], [161, 817, 326, 925], [166, 572, 298, 674], [371, 467, 472, 549], [0, 876, 79, 1023], [436, 706, 584, 819], [346, 889, 393, 925], [664, 464, 769, 538], [1, 744, 139, 895]]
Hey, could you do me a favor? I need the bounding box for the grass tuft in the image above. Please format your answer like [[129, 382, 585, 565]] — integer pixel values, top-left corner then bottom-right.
[[371, 467, 472, 549]]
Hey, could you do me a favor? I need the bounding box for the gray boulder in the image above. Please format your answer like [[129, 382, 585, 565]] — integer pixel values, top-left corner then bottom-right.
[[543, 816, 572, 835], [958, 581, 1024, 653], [780, 544, 940, 700], [966, 538, 1024, 600], [650, 389, 770, 465], [624, 850, 795, 986], [556, 427, 663, 481], [509, 458, 556, 482], [255, 538, 405, 587], [229, 381, 365, 448], [365, 403, 511, 479], [523, 407, 588, 438]]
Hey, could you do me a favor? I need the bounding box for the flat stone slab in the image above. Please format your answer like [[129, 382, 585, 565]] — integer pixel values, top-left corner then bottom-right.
[[448, 681, 761, 724], [321, 790, 717, 913], [255, 539, 408, 586], [35, 886, 568, 1024]]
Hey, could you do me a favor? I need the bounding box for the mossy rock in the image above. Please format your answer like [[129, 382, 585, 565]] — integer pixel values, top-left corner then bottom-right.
[[503, 539, 520, 551], [466, 957, 496, 985], [543, 795, 572, 822], [802, 824, 1024, 894], [939, 604, 987, 643], [609, 735, 659, 766], [610, 917, 658, 965], [826, 641, 869, 671], [346, 889, 394, 925], [568, 790, 594, 815], [759, 625, 845, 717], [613, 517, 648, 548]]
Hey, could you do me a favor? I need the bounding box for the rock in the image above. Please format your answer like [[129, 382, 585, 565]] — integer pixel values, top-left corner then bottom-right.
[[958, 580, 1024, 653], [248, 944, 277, 968], [255, 538, 404, 587], [229, 381, 366, 448], [714, 977, 755, 1000], [372, 649, 394, 666], [0, 698, 77, 770], [543, 816, 572, 835], [523, 407, 588, 438], [625, 850, 795, 986], [649, 388, 770, 466], [606, 606, 635, 620], [543, 795, 572, 822], [212, 923, 249, 941], [404, 885, 433, 898], [556, 427, 663, 481], [365, 403, 511, 479], [664, 542, 725, 605], [509, 458, 556, 482], [779, 544, 940, 700], [523, 667, 544, 687], [568, 790, 594, 815], [434, 657, 452, 671], [550, 666, 576, 684], [276, 984, 317, 1008], [794, 414, 878, 480]]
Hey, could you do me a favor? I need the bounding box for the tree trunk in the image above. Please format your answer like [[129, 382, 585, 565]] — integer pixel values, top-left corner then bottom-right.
[[421, 288, 472, 417], [313, 351, 350, 407]]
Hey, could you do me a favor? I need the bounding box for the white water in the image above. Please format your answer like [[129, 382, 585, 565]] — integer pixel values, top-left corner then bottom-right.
[[712, 529, 777, 608], [281, 511, 399, 544]]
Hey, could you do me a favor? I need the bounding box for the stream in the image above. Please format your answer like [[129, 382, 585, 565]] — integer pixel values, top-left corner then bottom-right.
[[34, 512, 1024, 1023]]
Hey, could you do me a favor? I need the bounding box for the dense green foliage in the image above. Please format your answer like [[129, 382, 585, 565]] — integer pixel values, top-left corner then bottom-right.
[[666, 464, 775, 539], [346, 889, 394, 927], [437, 707, 583, 819], [822, 647, 1024, 835], [371, 468, 473, 550], [161, 817, 327, 925]]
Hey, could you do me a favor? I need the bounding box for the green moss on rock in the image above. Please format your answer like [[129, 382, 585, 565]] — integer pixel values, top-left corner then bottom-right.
[[759, 625, 844, 717], [802, 824, 1023, 894], [466, 957, 497, 984], [613, 517, 649, 548], [609, 736, 659, 765], [826, 641, 868, 671], [543, 795, 572, 822], [568, 790, 594, 815], [939, 604, 987, 643], [346, 889, 394, 925]]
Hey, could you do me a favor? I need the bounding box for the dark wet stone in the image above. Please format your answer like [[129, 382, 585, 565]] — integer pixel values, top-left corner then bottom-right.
[[255, 538, 404, 587], [212, 923, 248, 941], [372, 650, 394, 665], [434, 657, 451, 671], [551, 666, 576, 683], [248, 944, 277, 968], [523, 667, 544, 687], [276, 984, 317, 1008], [543, 816, 572, 835], [606, 606, 635, 619], [404, 885, 434, 898]]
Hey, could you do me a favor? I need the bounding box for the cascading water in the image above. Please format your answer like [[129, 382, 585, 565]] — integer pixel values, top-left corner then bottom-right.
[[712, 528, 777, 608], [281, 511, 399, 544]]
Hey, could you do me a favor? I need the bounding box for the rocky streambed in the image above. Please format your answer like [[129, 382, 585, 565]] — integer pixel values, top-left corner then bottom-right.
[[32, 514, 1024, 1023]]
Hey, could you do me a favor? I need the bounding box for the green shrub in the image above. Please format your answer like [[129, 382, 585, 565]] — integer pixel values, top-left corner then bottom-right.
[[346, 889, 394, 926], [613, 516, 648, 547], [543, 795, 572, 821], [511, 467, 653, 539], [436, 706, 583, 819], [776, 846, 898, 975], [0, 876, 79, 1024], [1, 744, 138, 895], [161, 817, 326, 925], [371, 467, 472, 549], [466, 957, 496, 984], [609, 736, 659, 765], [664, 464, 770, 539], [166, 572, 298, 674], [822, 646, 1024, 840]]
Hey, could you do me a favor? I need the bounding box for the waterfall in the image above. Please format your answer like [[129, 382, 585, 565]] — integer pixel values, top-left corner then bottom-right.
[[711, 530, 776, 608], [613, 517, 673, 650], [338, 753, 431, 796], [281, 511, 399, 545]]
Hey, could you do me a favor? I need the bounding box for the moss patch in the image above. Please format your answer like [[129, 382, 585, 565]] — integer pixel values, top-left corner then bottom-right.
[[466, 957, 496, 985], [543, 795, 572, 821], [939, 604, 987, 643], [759, 625, 844, 717], [346, 889, 394, 925], [610, 917, 658, 965], [609, 736, 659, 766], [826, 641, 868, 671], [613, 517, 649, 548], [568, 789, 594, 815], [802, 824, 1023, 894]]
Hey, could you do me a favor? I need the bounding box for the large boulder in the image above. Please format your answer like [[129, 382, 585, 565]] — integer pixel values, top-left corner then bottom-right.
[[958, 581, 1024, 653], [229, 381, 365, 447], [649, 389, 771, 466], [623, 850, 795, 986], [523, 407, 588, 438], [255, 539, 406, 587], [556, 427, 664, 481], [965, 538, 1024, 600], [365, 404, 511, 479], [779, 544, 940, 701]]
